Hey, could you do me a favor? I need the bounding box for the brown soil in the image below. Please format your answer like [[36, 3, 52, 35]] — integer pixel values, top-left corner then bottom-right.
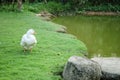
[[82, 11, 120, 16]]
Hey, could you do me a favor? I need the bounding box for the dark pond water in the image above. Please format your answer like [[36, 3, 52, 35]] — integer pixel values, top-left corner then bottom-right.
[[52, 15, 120, 58]]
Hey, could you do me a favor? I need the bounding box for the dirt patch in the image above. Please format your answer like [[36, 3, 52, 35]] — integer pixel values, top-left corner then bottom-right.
[[82, 11, 120, 16]]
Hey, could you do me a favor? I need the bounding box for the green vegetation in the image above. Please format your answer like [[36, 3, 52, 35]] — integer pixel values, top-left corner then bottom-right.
[[24, 2, 120, 15], [0, 12, 87, 80], [0, 0, 120, 15], [24, 2, 71, 15], [81, 4, 120, 12]]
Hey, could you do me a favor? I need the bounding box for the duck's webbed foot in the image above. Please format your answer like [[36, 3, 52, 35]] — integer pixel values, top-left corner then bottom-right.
[[30, 48, 32, 52], [23, 48, 27, 52]]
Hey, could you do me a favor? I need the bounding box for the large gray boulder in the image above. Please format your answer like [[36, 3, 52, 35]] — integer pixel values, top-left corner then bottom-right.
[[63, 56, 101, 80], [91, 57, 120, 80]]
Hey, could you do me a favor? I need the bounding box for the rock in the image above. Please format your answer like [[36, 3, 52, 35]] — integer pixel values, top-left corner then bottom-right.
[[36, 11, 56, 21], [56, 28, 66, 33], [91, 57, 120, 80], [56, 26, 67, 33], [63, 56, 101, 80], [41, 16, 51, 21]]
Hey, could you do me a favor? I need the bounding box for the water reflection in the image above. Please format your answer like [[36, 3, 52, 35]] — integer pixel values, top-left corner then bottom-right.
[[53, 16, 120, 58]]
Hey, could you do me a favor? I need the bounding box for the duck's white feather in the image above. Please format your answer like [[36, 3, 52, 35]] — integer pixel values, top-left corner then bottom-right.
[[20, 29, 37, 50]]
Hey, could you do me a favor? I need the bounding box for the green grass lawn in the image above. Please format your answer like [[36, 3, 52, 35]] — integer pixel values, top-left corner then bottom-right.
[[0, 11, 87, 80]]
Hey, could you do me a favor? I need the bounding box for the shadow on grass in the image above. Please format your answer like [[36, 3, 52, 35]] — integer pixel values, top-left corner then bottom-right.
[[52, 65, 64, 80]]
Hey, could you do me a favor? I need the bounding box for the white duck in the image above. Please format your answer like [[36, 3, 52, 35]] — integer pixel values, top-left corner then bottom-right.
[[20, 29, 37, 52]]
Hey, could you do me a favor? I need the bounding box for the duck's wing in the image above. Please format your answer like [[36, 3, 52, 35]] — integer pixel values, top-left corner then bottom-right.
[[20, 34, 27, 46]]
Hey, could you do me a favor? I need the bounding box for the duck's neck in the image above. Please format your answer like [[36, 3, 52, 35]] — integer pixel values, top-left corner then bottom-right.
[[26, 33, 33, 38]]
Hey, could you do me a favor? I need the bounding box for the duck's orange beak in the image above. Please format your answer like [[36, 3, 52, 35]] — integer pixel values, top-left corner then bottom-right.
[[33, 32, 36, 34]]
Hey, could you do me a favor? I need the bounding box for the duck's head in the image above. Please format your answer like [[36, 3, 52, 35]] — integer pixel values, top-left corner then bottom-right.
[[27, 29, 36, 35]]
